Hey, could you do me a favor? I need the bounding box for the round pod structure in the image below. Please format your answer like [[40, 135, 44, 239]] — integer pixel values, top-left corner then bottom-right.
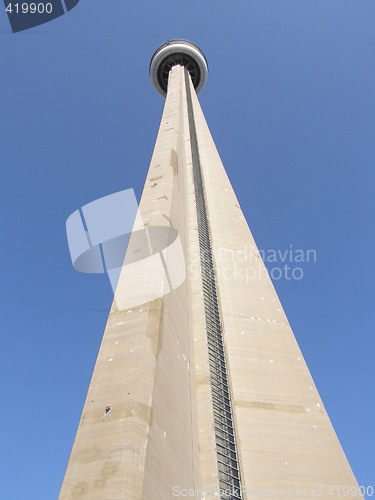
[[150, 39, 208, 97]]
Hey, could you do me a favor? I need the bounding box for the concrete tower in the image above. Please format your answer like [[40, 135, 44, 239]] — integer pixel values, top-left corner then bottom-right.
[[60, 41, 361, 500]]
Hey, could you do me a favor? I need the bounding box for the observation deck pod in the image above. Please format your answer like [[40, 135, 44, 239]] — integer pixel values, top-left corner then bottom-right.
[[150, 39, 208, 97]]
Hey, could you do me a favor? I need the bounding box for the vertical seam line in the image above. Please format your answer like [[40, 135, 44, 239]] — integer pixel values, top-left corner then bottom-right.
[[184, 68, 243, 500]]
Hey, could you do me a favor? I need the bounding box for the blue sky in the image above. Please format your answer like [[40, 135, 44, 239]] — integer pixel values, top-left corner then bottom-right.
[[0, 1, 374, 498]]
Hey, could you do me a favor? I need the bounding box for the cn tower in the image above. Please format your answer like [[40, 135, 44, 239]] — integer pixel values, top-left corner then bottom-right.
[[60, 40, 361, 500]]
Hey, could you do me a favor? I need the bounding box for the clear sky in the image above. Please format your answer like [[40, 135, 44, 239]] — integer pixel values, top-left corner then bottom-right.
[[0, 1, 374, 498]]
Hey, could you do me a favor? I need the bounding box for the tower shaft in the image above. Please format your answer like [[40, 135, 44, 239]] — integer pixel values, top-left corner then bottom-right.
[[60, 63, 361, 500], [185, 67, 361, 498]]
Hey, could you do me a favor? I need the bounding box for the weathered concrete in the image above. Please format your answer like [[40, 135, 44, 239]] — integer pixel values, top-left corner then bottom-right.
[[188, 75, 361, 499], [60, 65, 361, 499], [60, 66, 202, 500]]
